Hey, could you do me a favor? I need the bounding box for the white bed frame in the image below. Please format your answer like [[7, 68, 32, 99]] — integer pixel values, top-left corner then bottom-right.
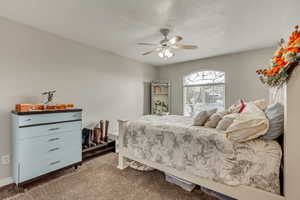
[[117, 68, 300, 200]]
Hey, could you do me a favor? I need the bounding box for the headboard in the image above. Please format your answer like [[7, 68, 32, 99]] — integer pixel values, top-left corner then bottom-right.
[[268, 67, 300, 199], [269, 84, 286, 106], [269, 68, 300, 198], [269, 84, 286, 196]]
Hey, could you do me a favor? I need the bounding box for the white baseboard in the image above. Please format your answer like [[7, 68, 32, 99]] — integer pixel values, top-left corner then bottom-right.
[[0, 177, 13, 187]]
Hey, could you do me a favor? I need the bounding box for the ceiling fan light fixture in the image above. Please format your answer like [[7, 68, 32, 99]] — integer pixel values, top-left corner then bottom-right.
[[158, 48, 174, 59], [139, 28, 197, 59]]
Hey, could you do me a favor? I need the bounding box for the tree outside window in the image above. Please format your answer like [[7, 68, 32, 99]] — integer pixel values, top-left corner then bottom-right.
[[183, 71, 225, 116]]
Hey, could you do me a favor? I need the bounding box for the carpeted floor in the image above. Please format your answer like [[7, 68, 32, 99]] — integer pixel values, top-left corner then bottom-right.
[[1, 153, 218, 200]]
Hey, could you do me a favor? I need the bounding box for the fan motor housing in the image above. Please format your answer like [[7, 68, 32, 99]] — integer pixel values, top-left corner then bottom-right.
[[160, 28, 170, 37], [160, 39, 169, 46]]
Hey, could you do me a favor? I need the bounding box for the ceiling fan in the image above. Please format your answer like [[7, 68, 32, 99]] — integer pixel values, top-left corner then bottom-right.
[[138, 28, 198, 59]]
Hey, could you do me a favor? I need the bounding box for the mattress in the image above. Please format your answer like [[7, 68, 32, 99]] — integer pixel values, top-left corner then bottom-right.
[[124, 115, 282, 194]]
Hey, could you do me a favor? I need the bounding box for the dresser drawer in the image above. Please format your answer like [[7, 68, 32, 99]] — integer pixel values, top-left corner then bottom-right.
[[47, 148, 81, 172], [19, 148, 81, 183], [18, 130, 81, 164], [17, 121, 81, 140], [19, 159, 48, 182], [18, 112, 82, 127]]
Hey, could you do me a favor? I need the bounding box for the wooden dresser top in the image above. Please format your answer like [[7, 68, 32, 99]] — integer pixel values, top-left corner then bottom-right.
[[12, 109, 82, 115]]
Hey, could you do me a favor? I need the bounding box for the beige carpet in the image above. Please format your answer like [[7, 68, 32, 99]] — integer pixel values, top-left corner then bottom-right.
[[3, 153, 218, 200]]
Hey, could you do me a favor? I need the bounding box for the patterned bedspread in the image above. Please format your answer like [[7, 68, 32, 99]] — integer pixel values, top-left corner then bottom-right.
[[124, 115, 282, 194]]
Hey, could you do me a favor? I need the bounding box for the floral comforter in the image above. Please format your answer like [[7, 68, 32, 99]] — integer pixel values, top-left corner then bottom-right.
[[124, 115, 282, 194]]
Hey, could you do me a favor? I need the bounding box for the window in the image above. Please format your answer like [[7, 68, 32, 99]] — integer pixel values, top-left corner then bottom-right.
[[183, 71, 225, 116]]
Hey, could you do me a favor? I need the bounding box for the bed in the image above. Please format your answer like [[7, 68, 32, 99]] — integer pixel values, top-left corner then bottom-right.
[[118, 114, 284, 200], [118, 108, 286, 200]]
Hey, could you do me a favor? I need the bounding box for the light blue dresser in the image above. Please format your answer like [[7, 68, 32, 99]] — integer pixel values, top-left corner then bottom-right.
[[11, 109, 82, 185]]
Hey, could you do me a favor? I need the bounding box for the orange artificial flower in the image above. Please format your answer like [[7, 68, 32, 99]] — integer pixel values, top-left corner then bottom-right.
[[282, 47, 300, 54], [257, 25, 300, 85], [272, 67, 281, 74], [289, 47, 300, 53], [266, 69, 274, 76], [265, 66, 281, 77], [274, 47, 284, 57], [288, 26, 300, 45], [277, 59, 287, 67], [273, 56, 282, 61]]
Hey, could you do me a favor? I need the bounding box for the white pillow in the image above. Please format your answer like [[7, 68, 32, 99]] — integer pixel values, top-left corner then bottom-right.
[[228, 99, 267, 113], [227, 101, 242, 113], [251, 99, 267, 111], [225, 103, 269, 142]]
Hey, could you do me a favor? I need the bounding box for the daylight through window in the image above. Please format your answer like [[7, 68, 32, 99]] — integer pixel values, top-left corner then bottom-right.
[[183, 71, 225, 116]]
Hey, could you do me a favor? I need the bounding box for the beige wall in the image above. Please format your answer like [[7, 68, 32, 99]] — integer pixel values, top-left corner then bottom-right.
[[0, 17, 156, 179], [157, 47, 275, 115]]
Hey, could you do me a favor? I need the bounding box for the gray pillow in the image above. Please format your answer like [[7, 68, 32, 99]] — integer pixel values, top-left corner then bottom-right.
[[261, 103, 284, 140], [204, 113, 222, 128], [216, 117, 234, 131], [193, 108, 217, 126], [207, 108, 218, 116]]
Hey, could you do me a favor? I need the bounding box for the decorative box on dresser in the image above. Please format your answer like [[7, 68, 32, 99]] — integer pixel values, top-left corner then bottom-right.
[[11, 109, 82, 185]]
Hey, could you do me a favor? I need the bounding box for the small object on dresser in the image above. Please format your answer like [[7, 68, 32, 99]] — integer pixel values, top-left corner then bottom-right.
[[55, 104, 67, 110], [33, 104, 45, 110], [66, 104, 75, 109], [42, 90, 56, 105], [46, 105, 56, 110], [15, 90, 76, 113], [15, 104, 33, 112]]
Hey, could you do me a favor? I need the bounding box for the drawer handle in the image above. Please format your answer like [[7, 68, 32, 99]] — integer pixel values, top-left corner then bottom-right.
[[48, 128, 60, 131], [49, 160, 61, 166], [48, 138, 60, 142], [48, 147, 60, 152], [25, 118, 32, 121]]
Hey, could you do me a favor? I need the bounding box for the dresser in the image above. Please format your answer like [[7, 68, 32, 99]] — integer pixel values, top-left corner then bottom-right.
[[11, 109, 82, 185]]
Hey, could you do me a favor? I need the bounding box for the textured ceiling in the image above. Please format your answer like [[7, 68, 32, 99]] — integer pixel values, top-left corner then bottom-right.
[[0, 0, 299, 66]]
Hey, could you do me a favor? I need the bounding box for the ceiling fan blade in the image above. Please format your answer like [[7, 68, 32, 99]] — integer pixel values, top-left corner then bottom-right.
[[168, 36, 183, 44], [137, 42, 157, 46], [142, 50, 155, 55], [172, 45, 198, 49], [142, 47, 162, 56]]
